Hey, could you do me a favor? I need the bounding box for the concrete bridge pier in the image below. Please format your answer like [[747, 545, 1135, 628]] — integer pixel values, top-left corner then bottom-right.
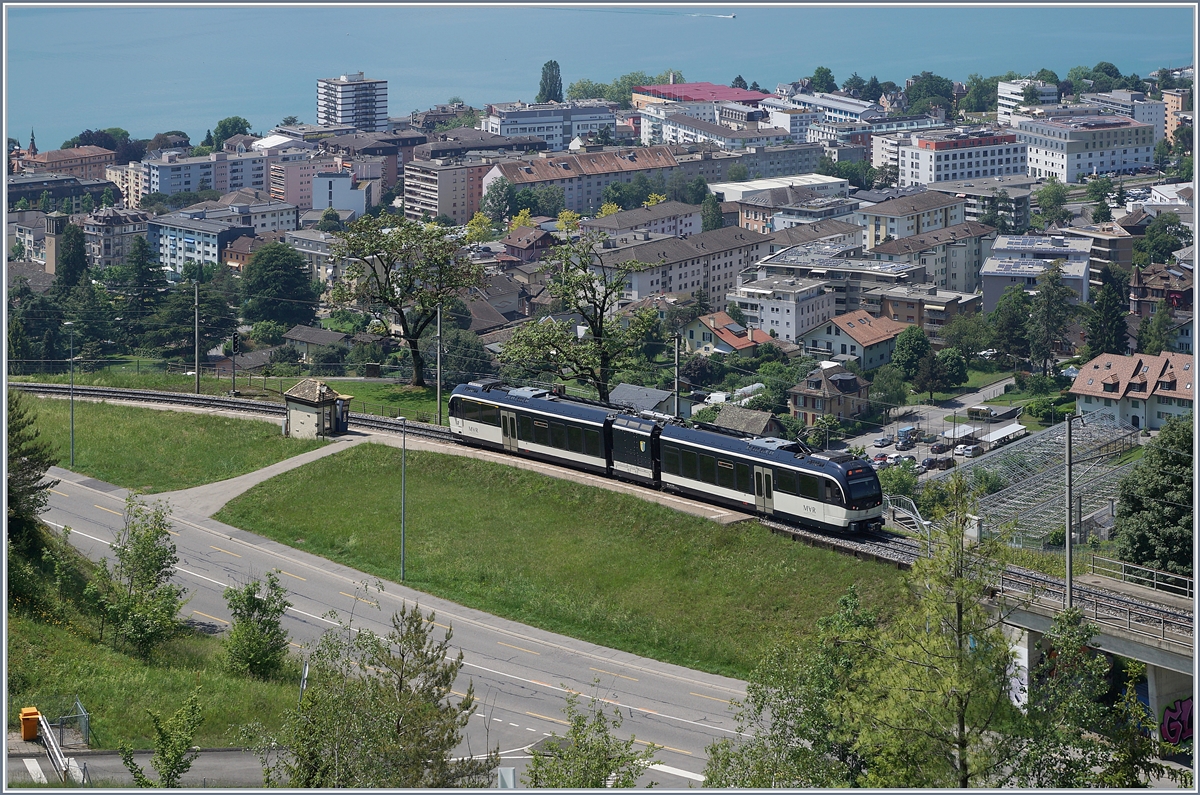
[[1147, 664, 1193, 746], [1003, 624, 1047, 708]]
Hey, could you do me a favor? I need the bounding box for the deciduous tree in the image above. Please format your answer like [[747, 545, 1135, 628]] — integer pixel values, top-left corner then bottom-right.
[[332, 216, 483, 387], [212, 116, 251, 149], [1136, 300, 1174, 355], [701, 195, 723, 231], [499, 232, 656, 402], [810, 66, 837, 93], [524, 691, 658, 787], [941, 312, 992, 365], [868, 364, 907, 420], [119, 688, 204, 788], [481, 176, 514, 225], [912, 350, 947, 401], [222, 571, 292, 679], [890, 325, 931, 379], [989, 285, 1031, 362]]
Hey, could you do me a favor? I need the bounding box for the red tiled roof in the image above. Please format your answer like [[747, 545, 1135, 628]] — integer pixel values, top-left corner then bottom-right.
[[828, 309, 910, 347], [1069, 352, 1195, 401]]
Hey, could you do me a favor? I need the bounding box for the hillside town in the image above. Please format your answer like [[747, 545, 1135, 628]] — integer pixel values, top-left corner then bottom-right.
[[6, 56, 1196, 788]]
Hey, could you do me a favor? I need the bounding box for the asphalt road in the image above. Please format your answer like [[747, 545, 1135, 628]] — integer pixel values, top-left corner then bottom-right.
[[37, 463, 747, 787]]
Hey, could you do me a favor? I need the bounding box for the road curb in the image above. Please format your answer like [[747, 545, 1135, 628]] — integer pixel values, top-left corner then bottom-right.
[[7, 747, 248, 758]]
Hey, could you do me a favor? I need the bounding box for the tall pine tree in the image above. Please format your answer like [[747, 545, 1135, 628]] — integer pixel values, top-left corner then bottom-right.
[[1083, 264, 1129, 356], [1136, 300, 1173, 355], [53, 223, 89, 291], [1025, 259, 1075, 376]]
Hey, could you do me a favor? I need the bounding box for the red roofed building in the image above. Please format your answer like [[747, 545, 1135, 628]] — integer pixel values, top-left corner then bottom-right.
[[18, 145, 116, 179], [681, 310, 773, 357], [1070, 351, 1194, 430], [631, 82, 768, 109], [501, 225, 557, 262], [788, 361, 872, 424]]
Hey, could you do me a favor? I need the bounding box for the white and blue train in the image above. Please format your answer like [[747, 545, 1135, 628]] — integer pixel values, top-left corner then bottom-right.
[[448, 380, 884, 533]]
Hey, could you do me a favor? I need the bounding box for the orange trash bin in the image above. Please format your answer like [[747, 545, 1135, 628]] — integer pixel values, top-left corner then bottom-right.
[[19, 707, 40, 741]]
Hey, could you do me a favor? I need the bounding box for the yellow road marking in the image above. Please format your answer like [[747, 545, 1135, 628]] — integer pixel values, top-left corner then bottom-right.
[[451, 690, 467, 698], [209, 545, 241, 558], [339, 591, 378, 607], [498, 641, 540, 656], [590, 666, 638, 681], [94, 504, 122, 516], [526, 711, 569, 726], [433, 621, 450, 629], [50, 489, 69, 497], [634, 738, 691, 755], [690, 692, 731, 704], [289, 642, 304, 649], [277, 570, 306, 581], [192, 610, 229, 625], [531, 680, 552, 689]]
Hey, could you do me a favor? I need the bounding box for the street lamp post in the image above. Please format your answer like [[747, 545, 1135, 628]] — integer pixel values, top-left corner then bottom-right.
[[399, 415, 407, 582], [63, 321, 75, 467], [1064, 413, 1087, 609]]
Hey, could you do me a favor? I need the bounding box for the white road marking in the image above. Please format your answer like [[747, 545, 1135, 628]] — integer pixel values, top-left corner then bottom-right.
[[23, 759, 47, 784], [649, 764, 705, 782]]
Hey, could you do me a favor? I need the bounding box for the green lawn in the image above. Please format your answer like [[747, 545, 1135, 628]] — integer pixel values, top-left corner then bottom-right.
[[29, 398, 326, 493], [908, 368, 1013, 404], [214, 444, 907, 679], [8, 611, 299, 750]]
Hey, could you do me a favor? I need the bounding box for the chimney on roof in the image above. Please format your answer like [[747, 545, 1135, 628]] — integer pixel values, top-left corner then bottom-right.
[[669, 71, 675, 85]]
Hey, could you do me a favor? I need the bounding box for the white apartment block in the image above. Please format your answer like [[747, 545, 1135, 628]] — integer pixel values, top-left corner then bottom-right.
[[979, 255, 1090, 313], [312, 171, 369, 217], [316, 72, 388, 132], [726, 276, 833, 342], [854, 191, 966, 250], [136, 149, 309, 199], [579, 200, 702, 238], [593, 227, 771, 301], [658, 115, 791, 150], [1016, 115, 1156, 183], [483, 100, 616, 151], [767, 108, 824, 140], [996, 79, 1059, 125], [867, 221, 997, 292], [639, 101, 717, 145], [895, 127, 1028, 187], [763, 90, 885, 123], [1080, 90, 1167, 142]]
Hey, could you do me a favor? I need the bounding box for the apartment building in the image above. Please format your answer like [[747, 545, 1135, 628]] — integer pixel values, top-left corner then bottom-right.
[[861, 283, 981, 347], [1016, 115, 1156, 183], [147, 214, 254, 273], [798, 309, 910, 370], [1061, 221, 1137, 270], [269, 156, 332, 210], [18, 145, 116, 179], [483, 146, 679, 214], [658, 115, 791, 150], [854, 191, 966, 249], [767, 108, 824, 140], [762, 218, 864, 254], [979, 254, 1089, 313], [139, 150, 271, 198], [270, 122, 361, 143], [1071, 352, 1194, 430], [725, 275, 834, 342], [482, 100, 617, 151], [403, 156, 499, 225], [727, 184, 858, 234], [926, 176, 1035, 232], [1129, 260, 1193, 319], [78, 207, 152, 269], [764, 87, 885, 122], [867, 221, 997, 292], [895, 127, 1027, 187], [6, 172, 119, 213], [178, 192, 299, 234], [747, 242, 926, 315], [996, 79, 1059, 125], [286, 229, 348, 284], [1162, 89, 1191, 138], [788, 361, 872, 424], [414, 128, 545, 160], [1081, 90, 1166, 141], [313, 171, 369, 217], [579, 201, 702, 238], [639, 101, 718, 145], [592, 226, 771, 301], [316, 71, 388, 132]]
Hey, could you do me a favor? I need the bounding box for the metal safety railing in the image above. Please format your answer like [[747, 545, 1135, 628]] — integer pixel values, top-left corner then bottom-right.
[[1090, 555, 1195, 600]]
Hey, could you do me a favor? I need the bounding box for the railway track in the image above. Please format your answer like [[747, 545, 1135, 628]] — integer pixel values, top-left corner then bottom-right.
[[17, 382, 1194, 643]]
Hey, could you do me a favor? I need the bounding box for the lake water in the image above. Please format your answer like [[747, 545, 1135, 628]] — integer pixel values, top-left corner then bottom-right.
[[5, 5, 1194, 152]]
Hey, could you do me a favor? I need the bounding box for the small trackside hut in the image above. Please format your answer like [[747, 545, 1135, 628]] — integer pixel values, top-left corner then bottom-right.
[[283, 378, 353, 439]]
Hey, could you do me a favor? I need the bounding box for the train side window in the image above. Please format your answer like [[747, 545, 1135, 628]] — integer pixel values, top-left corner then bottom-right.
[[464, 400, 480, 422], [661, 444, 681, 476], [775, 469, 798, 496], [550, 422, 568, 449], [479, 403, 500, 426], [824, 479, 844, 506], [449, 398, 462, 419], [518, 415, 533, 440], [584, 428, 601, 457], [735, 462, 752, 493], [567, 425, 584, 453], [681, 449, 698, 480], [698, 454, 717, 484], [764, 473, 773, 500], [534, 420, 550, 446], [716, 460, 735, 489], [799, 474, 820, 500]]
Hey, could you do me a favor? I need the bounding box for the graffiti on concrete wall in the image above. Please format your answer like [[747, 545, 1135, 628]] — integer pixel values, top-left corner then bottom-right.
[[1160, 696, 1193, 746]]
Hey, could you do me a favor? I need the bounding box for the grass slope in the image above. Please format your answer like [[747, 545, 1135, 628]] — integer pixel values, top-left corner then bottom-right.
[[215, 444, 906, 678], [30, 398, 325, 493]]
